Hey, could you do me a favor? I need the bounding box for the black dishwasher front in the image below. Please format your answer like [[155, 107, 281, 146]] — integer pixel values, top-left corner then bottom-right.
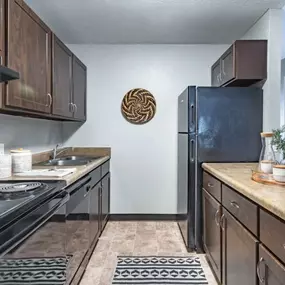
[[66, 175, 92, 284]]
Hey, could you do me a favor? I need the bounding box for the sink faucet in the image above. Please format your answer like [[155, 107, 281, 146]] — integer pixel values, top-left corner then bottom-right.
[[52, 144, 65, 160]]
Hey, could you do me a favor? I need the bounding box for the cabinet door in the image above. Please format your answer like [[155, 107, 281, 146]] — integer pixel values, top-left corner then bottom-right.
[[52, 34, 73, 117], [90, 183, 100, 245], [101, 173, 110, 230], [258, 245, 285, 285], [203, 189, 222, 283], [72, 55, 86, 120], [6, 0, 51, 113], [221, 46, 234, 85], [211, 60, 221, 87], [0, 0, 4, 101], [222, 208, 258, 285], [0, 0, 4, 55]]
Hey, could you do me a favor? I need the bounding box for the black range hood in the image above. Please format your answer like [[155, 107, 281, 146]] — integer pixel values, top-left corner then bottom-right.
[[0, 65, 19, 83]]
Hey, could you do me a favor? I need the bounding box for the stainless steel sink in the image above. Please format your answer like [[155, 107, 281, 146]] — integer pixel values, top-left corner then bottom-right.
[[37, 156, 101, 167]]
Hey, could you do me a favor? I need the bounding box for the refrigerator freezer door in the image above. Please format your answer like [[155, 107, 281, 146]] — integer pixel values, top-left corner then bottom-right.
[[196, 87, 263, 162], [178, 86, 196, 133]]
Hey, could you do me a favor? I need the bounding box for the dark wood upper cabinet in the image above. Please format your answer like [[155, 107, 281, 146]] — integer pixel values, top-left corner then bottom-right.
[[221, 46, 234, 84], [211, 40, 267, 87], [0, 0, 4, 101], [222, 209, 258, 285], [211, 60, 221, 87], [6, 0, 52, 113], [203, 189, 222, 283], [72, 55, 86, 121], [0, 0, 4, 55], [52, 34, 73, 118], [258, 245, 285, 285]]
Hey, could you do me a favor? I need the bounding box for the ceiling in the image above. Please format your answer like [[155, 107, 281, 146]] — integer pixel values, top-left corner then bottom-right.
[[26, 0, 285, 44]]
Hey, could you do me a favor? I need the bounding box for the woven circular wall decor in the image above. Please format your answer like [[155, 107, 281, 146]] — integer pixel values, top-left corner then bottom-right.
[[121, 88, 156, 124]]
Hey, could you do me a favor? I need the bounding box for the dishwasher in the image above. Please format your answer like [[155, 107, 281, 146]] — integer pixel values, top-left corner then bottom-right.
[[65, 175, 92, 285]]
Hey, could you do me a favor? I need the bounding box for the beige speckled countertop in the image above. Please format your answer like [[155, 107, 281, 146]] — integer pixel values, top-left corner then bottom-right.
[[202, 163, 285, 221], [1, 147, 111, 187]]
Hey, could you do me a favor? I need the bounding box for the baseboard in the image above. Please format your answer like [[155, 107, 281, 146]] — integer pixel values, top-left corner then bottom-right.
[[109, 214, 179, 221]]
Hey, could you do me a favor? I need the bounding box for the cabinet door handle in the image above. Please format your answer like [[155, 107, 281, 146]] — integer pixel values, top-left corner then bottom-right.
[[207, 183, 214, 188], [222, 60, 226, 75], [257, 257, 265, 283], [230, 201, 240, 209], [69, 102, 74, 112], [220, 214, 225, 231], [214, 208, 220, 227], [190, 139, 195, 162], [46, 93, 52, 107], [74, 104, 78, 113]]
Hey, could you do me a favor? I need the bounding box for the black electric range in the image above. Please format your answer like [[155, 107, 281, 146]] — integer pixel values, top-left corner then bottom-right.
[[0, 180, 66, 229], [0, 180, 68, 258]]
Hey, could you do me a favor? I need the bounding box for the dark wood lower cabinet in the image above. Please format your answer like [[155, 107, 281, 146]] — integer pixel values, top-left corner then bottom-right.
[[90, 183, 100, 245], [203, 189, 222, 283], [101, 173, 110, 230], [258, 245, 285, 285], [203, 171, 285, 285], [222, 209, 258, 285]]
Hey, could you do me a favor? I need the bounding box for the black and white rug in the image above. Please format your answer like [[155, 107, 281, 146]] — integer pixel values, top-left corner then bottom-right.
[[112, 256, 208, 284], [0, 256, 69, 285]]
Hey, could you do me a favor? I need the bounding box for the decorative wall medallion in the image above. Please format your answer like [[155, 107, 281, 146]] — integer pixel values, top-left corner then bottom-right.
[[121, 88, 156, 124]]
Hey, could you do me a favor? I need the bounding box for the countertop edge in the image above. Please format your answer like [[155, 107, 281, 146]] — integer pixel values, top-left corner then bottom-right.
[[202, 163, 285, 221], [64, 156, 110, 187]]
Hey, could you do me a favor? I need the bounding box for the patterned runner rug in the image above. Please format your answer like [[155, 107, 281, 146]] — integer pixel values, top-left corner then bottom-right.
[[0, 256, 69, 285], [112, 256, 209, 284]]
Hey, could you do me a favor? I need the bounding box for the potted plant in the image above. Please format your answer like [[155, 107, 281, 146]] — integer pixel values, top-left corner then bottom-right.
[[272, 125, 285, 182]]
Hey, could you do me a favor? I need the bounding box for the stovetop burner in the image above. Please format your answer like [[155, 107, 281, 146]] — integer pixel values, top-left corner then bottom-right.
[[0, 182, 44, 194]]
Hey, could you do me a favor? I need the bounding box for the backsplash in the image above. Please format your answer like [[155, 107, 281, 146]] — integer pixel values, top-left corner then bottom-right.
[[0, 114, 63, 153]]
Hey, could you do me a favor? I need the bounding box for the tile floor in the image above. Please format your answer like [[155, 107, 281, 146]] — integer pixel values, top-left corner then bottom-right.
[[79, 221, 217, 285]]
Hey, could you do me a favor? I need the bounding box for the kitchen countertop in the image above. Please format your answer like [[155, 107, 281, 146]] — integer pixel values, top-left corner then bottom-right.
[[0, 147, 110, 187], [202, 163, 285, 221]]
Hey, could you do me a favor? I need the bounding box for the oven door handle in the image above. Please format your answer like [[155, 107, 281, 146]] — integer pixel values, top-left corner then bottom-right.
[[0, 191, 69, 257]]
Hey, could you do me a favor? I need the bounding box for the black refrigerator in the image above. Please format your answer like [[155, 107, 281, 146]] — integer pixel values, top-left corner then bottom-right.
[[177, 86, 263, 252]]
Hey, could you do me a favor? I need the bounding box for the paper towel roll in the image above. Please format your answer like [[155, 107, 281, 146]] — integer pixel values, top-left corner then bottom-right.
[[0, 155, 12, 178]]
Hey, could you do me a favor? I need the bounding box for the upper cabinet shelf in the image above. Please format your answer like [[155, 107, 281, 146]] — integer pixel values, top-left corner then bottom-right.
[[0, 0, 87, 122], [211, 40, 267, 87]]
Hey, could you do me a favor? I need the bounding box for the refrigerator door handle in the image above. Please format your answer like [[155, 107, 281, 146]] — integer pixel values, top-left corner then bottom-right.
[[190, 139, 195, 162], [190, 104, 195, 125]]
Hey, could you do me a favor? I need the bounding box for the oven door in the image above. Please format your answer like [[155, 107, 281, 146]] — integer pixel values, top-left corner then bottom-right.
[[0, 191, 69, 285]]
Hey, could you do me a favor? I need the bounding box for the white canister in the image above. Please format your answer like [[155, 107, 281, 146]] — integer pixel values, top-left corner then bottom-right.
[[0, 154, 12, 178], [272, 165, 285, 183], [11, 149, 32, 173]]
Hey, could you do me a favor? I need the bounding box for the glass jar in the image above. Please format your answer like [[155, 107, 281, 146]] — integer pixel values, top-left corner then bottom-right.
[[258, 132, 276, 174]]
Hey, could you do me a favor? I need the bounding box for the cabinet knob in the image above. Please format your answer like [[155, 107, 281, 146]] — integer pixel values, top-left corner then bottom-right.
[[230, 201, 240, 209], [257, 257, 265, 283]]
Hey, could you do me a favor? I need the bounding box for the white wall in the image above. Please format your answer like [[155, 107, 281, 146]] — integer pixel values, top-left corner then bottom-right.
[[242, 9, 283, 130], [63, 44, 228, 214], [0, 114, 63, 153]]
